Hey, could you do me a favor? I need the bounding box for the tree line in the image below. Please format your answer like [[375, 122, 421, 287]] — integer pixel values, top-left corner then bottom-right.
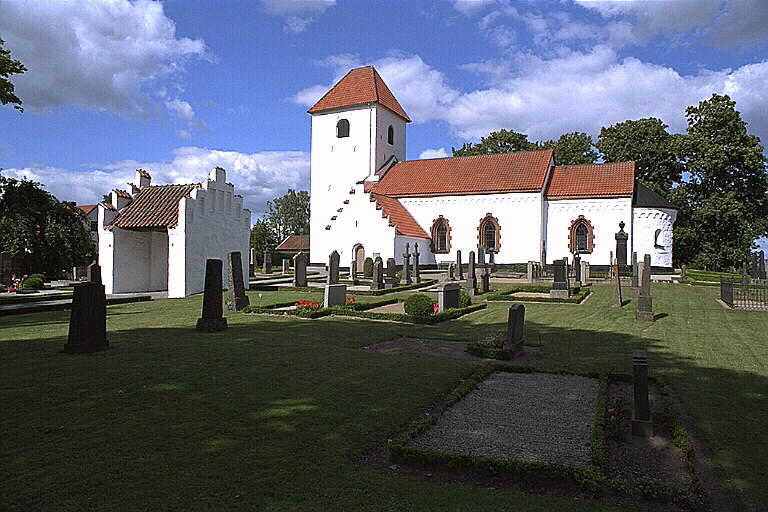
[[250, 189, 310, 262]]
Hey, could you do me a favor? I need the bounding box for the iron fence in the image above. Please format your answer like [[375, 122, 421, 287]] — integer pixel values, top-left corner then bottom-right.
[[720, 278, 768, 311]]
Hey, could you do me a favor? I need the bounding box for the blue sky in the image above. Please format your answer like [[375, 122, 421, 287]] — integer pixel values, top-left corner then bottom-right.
[[1, 0, 767, 250]]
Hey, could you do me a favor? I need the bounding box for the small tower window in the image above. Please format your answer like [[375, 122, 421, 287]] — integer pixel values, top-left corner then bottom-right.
[[654, 229, 663, 248], [336, 119, 350, 138], [387, 125, 394, 145]]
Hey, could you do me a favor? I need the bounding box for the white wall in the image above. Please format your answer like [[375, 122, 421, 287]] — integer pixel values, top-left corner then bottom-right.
[[545, 197, 633, 264], [108, 229, 168, 293], [632, 207, 677, 268]]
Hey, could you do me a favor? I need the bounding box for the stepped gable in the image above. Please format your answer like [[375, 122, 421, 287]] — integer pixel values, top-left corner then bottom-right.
[[111, 184, 199, 229], [372, 194, 429, 239], [546, 162, 635, 199], [369, 149, 553, 198], [308, 66, 411, 122]]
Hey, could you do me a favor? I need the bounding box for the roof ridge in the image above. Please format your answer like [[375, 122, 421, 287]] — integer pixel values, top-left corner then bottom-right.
[[400, 148, 553, 164]]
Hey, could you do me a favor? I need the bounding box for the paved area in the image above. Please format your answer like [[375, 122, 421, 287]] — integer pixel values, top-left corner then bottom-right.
[[409, 372, 599, 468]]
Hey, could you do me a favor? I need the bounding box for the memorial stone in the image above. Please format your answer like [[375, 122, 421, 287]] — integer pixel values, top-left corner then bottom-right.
[[504, 304, 525, 357], [324, 283, 347, 307], [550, 259, 569, 298], [631, 252, 639, 296], [63, 281, 108, 354], [456, 250, 464, 280], [293, 252, 308, 287], [479, 265, 490, 294], [371, 260, 384, 290], [402, 243, 412, 284], [413, 242, 421, 283], [477, 246, 485, 267], [385, 258, 398, 288], [488, 250, 496, 272], [574, 254, 581, 284], [87, 262, 102, 284], [636, 254, 654, 321], [581, 261, 590, 285], [196, 259, 228, 332], [327, 250, 340, 285], [448, 262, 456, 281], [608, 250, 614, 279], [226, 252, 249, 312], [681, 264, 687, 281], [614, 259, 623, 307], [349, 260, 359, 285], [615, 221, 628, 266], [465, 251, 478, 296], [527, 261, 534, 282], [631, 349, 653, 437], [263, 251, 272, 274], [437, 282, 460, 311], [249, 248, 255, 276]]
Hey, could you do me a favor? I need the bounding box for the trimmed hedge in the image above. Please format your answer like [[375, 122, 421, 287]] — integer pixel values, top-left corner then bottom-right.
[[0, 292, 73, 304], [246, 279, 438, 296], [487, 286, 591, 304], [328, 303, 486, 324], [404, 293, 434, 317], [22, 277, 44, 290]]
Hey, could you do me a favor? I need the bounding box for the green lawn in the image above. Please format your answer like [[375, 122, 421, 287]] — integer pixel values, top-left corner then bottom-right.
[[1, 283, 767, 510]]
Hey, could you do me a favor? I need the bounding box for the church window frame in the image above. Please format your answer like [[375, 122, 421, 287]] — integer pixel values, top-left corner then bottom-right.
[[430, 216, 451, 254], [568, 216, 595, 254], [654, 229, 664, 249], [336, 119, 350, 138], [387, 125, 394, 145], [478, 213, 501, 252]]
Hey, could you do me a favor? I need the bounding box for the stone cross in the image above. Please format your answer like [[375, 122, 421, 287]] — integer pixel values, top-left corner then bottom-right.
[[371, 259, 384, 290], [437, 282, 460, 312], [293, 252, 308, 287], [226, 251, 249, 312], [505, 304, 525, 357], [327, 250, 340, 285], [631, 349, 653, 437], [550, 259, 570, 298], [402, 243, 412, 284], [636, 254, 654, 321], [465, 250, 477, 296], [196, 259, 228, 332], [63, 281, 108, 354], [385, 258, 398, 288], [413, 242, 421, 283], [87, 262, 102, 284], [479, 265, 490, 294], [615, 221, 628, 266], [282, 258, 290, 274], [614, 258, 623, 307], [262, 250, 272, 274], [631, 251, 639, 296], [456, 250, 464, 280]]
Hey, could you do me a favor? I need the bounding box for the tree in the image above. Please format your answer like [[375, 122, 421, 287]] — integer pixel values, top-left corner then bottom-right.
[[539, 132, 598, 165], [0, 173, 92, 276], [249, 218, 277, 265], [596, 118, 683, 196], [452, 129, 536, 156], [674, 94, 768, 269], [264, 189, 310, 241], [0, 38, 27, 111]]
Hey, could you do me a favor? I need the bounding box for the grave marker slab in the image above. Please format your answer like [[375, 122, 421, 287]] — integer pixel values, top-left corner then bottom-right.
[[614, 259, 623, 307], [196, 259, 228, 332], [63, 282, 108, 354], [479, 265, 490, 294], [550, 259, 570, 298], [324, 283, 347, 307], [385, 258, 398, 288], [437, 282, 460, 311], [262, 250, 272, 274], [631, 251, 639, 296], [636, 254, 654, 322], [293, 252, 308, 287], [465, 251, 478, 296], [615, 221, 628, 266], [402, 243, 412, 284], [371, 260, 384, 290], [456, 250, 463, 280], [505, 304, 525, 357], [632, 349, 653, 437], [87, 262, 102, 284], [327, 250, 340, 285], [226, 251, 249, 312]]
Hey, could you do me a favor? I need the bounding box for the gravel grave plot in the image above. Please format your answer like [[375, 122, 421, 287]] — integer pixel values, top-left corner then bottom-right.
[[367, 302, 406, 314], [409, 372, 599, 468]]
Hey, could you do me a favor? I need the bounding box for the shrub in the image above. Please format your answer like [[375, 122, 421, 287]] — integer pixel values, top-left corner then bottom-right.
[[459, 290, 472, 308], [22, 276, 44, 290], [28, 273, 46, 282], [363, 257, 373, 278], [404, 293, 434, 317]]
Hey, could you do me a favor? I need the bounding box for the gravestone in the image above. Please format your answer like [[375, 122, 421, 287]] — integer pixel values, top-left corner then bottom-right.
[[608, 250, 614, 279], [349, 260, 359, 285], [632, 349, 653, 437], [262, 250, 272, 274], [63, 281, 108, 354], [614, 259, 623, 307], [226, 252, 249, 312], [293, 252, 308, 287], [87, 262, 102, 284], [456, 250, 464, 280], [477, 246, 486, 267], [385, 258, 398, 288], [327, 250, 340, 285], [402, 243, 412, 284], [550, 259, 569, 299], [615, 221, 628, 266], [504, 304, 525, 357], [413, 242, 421, 283], [488, 250, 496, 272], [479, 265, 490, 294], [574, 254, 581, 284], [760, 251, 767, 279], [249, 248, 255, 276], [282, 259, 290, 274], [465, 251, 478, 296], [681, 264, 687, 281], [196, 259, 228, 332], [448, 262, 456, 281], [437, 282, 460, 312], [636, 254, 654, 322], [527, 261, 535, 282], [371, 260, 384, 290], [581, 261, 590, 286], [630, 251, 639, 296], [324, 283, 347, 307]]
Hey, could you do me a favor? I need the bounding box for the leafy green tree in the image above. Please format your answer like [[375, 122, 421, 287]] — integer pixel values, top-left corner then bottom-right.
[[596, 118, 683, 196], [264, 189, 310, 241], [674, 94, 768, 269], [0, 173, 92, 275], [0, 38, 27, 111], [249, 218, 278, 265], [539, 132, 598, 165], [452, 129, 536, 156]]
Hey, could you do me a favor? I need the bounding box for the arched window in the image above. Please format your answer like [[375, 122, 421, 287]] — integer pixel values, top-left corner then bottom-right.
[[336, 119, 349, 138], [478, 214, 500, 252], [654, 229, 663, 248], [568, 216, 595, 254], [387, 125, 394, 145], [430, 216, 451, 253]]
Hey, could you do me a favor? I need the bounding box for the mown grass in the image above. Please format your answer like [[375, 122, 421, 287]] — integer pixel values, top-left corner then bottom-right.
[[1, 283, 767, 510]]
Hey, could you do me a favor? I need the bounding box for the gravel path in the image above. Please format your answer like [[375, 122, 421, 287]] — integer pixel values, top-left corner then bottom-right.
[[410, 372, 599, 468]]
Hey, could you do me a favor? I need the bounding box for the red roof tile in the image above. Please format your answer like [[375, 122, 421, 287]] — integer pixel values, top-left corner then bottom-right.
[[308, 66, 411, 122], [112, 184, 198, 229], [546, 163, 635, 199], [369, 150, 553, 197], [372, 194, 429, 239], [76, 204, 97, 215], [276, 235, 310, 251]]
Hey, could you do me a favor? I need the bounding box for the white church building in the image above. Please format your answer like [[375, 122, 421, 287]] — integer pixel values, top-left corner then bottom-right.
[[97, 167, 251, 298], [308, 66, 678, 269]]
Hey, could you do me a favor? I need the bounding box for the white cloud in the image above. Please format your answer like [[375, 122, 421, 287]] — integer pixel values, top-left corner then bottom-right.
[[260, 0, 336, 33], [165, 97, 208, 137], [453, 0, 498, 15], [3, 147, 310, 218], [0, 0, 206, 115], [418, 148, 449, 159]]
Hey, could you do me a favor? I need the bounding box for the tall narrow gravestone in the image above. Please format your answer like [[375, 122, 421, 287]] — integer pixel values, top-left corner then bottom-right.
[[437, 282, 460, 312], [574, 254, 581, 285], [632, 349, 653, 437], [63, 276, 108, 354], [413, 242, 421, 283], [636, 254, 654, 322], [249, 248, 255, 276], [630, 251, 639, 296], [608, 250, 614, 279], [477, 246, 485, 267], [466, 251, 478, 296], [349, 260, 357, 283], [614, 259, 623, 307], [263, 250, 272, 274], [402, 243, 412, 284], [615, 221, 628, 266], [87, 261, 102, 284], [505, 304, 525, 357], [293, 252, 307, 287], [479, 265, 490, 294], [550, 259, 569, 298], [448, 262, 456, 281], [581, 261, 590, 286], [527, 261, 534, 282], [385, 258, 398, 288], [196, 259, 228, 332], [371, 260, 384, 290], [327, 250, 340, 285], [226, 251, 249, 312], [456, 250, 464, 280]]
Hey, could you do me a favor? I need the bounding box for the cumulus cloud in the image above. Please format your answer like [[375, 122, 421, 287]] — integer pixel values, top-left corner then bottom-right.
[[260, 0, 336, 33], [164, 97, 208, 138], [2, 147, 310, 218], [0, 0, 206, 116], [453, 0, 498, 15], [418, 148, 450, 159]]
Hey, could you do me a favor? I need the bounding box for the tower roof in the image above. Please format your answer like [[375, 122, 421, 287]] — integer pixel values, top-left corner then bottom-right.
[[307, 66, 411, 122]]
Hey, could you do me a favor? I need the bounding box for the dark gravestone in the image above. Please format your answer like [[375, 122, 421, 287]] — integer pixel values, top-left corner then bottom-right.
[[465, 251, 477, 296], [327, 250, 340, 285], [262, 250, 272, 274], [609, 250, 614, 279], [527, 261, 535, 282], [574, 254, 581, 283], [226, 251, 249, 312], [456, 250, 464, 280], [632, 349, 653, 437], [504, 304, 525, 357], [63, 282, 108, 354], [324, 283, 347, 307], [636, 254, 654, 322], [402, 243, 412, 284], [87, 262, 102, 284], [550, 259, 569, 298], [479, 265, 490, 294], [477, 246, 485, 267], [488, 250, 496, 272], [631, 251, 639, 296], [760, 251, 767, 280], [437, 282, 460, 311], [293, 252, 308, 287], [349, 260, 358, 283], [385, 258, 398, 288], [413, 242, 421, 283], [614, 259, 623, 307], [196, 259, 228, 332], [448, 262, 455, 281], [371, 260, 384, 290], [615, 221, 628, 266]]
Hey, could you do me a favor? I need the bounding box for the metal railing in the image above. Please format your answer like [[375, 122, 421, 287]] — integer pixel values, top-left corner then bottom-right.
[[720, 278, 768, 311]]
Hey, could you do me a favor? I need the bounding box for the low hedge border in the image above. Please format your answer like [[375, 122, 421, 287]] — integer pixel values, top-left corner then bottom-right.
[[0, 292, 73, 305], [328, 303, 486, 324], [246, 279, 438, 295], [486, 287, 591, 304], [0, 295, 152, 316], [243, 297, 401, 319]]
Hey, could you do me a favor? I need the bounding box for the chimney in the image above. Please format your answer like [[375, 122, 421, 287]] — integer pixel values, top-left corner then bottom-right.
[[135, 169, 151, 189], [111, 189, 132, 210]]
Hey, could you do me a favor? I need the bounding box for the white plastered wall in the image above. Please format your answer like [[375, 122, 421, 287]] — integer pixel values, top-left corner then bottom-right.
[[632, 207, 677, 268], [545, 198, 633, 264]]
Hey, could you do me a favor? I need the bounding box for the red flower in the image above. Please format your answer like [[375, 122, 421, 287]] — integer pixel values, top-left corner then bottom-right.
[[433, 303, 440, 313]]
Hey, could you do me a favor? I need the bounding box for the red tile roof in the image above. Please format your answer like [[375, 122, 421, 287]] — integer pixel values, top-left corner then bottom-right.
[[369, 150, 554, 197], [546, 162, 635, 199], [372, 194, 430, 239], [111, 184, 198, 229], [308, 66, 411, 122], [275, 235, 310, 251], [76, 204, 98, 215]]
